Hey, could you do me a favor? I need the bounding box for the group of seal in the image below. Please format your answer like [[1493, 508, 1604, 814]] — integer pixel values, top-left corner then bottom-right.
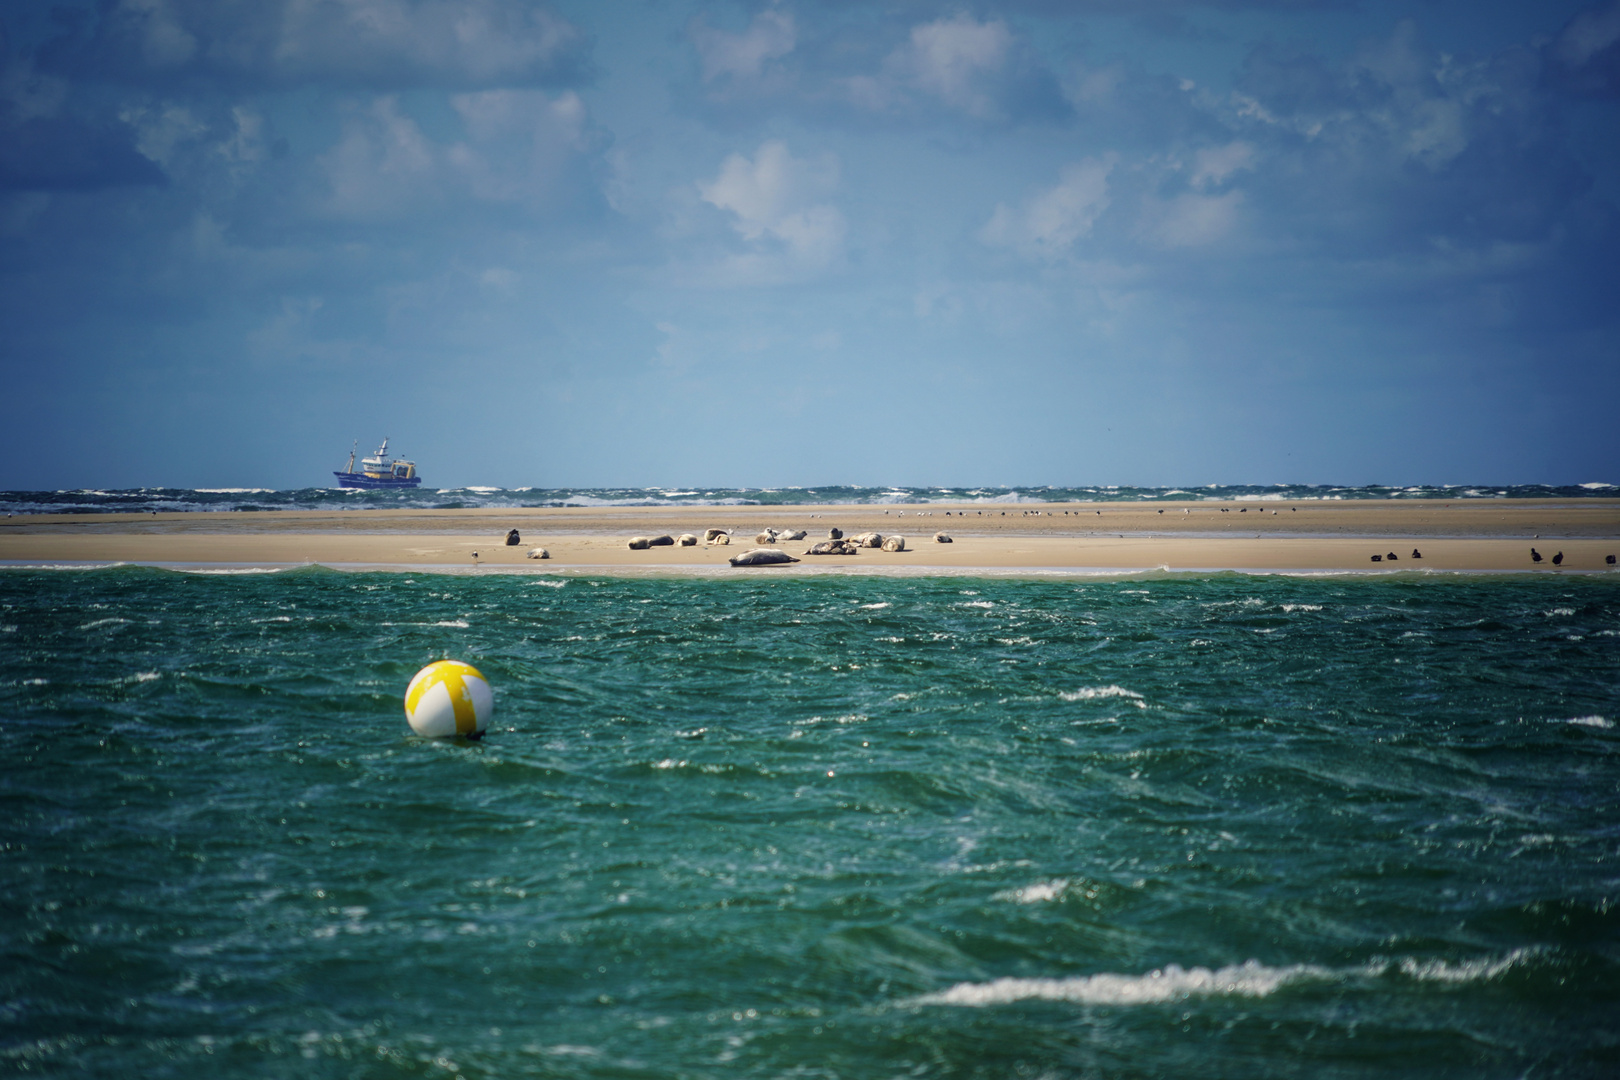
[[613, 524, 961, 567]]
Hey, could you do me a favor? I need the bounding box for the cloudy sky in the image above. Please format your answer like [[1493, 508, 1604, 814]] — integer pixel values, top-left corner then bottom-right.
[[1, 0, 1616, 489]]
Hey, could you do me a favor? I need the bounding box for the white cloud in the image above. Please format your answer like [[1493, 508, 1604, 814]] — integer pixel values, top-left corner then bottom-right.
[[691, 7, 796, 83], [318, 90, 591, 217], [1551, 1, 1620, 68], [1140, 190, 1243, 248], [86, 0, 586, 88], [980, 156, 1114, 260], [320, 97, 438, 217], [118, 102, 207, 168], [1189, 141, 1254, 189], [861, 14, 1012, 118], [447, 89, 587, 203], [697, 140, 845, 279], [898, 14, 1011, 115]]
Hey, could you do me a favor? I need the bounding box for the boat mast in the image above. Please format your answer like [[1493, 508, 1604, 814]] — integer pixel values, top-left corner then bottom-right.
[[345, 439, 356, 473]]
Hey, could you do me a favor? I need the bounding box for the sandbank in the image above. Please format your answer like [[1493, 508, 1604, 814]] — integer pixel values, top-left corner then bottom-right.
[[2, 499, 1617, 575]]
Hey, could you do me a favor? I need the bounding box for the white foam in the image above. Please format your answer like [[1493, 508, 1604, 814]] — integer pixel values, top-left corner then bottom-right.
[[962, 600, 994, 609], [1565, 716, 1611, 728], [1060, 686, 1146, 708], [77, 617, 131, 630], [1545, 608, 1575, 617], [432, 620, 470, 628], [917, 961, 1328, 1007], [859, 602, 891, 610], [1281, 604, 1323, 612], [527, 579, 567, 588], [993, 879, 1070, 904], [1391, 952, 1526, 983], [916, 950, 1531, 1008], [1579, 482, 1614, 489]]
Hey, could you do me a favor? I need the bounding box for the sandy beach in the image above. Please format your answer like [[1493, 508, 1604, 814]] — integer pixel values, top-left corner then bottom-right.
[[3, 499, 1617, 574]]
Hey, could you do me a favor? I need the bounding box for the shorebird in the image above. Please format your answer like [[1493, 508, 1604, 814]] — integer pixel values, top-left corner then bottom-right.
[[1387, 552, 1398, 560], [472, 551, 479, 565], [1531, 549, 1543, 563], [1552, 551, 1564, 565], [1412, 549, 1422, 559], [1607, 555, 1616, 565]]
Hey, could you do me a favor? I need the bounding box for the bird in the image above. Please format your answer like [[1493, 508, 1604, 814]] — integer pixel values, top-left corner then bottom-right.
[[1412, 549, 1422, 559], [1371, 554, 1382, 562], [1531, 549, 1543, 563], [1552, 551, 1564, 566], [1387, 552, 1398, 560], [1607, 554, 1616, 565], [472, 550, 480, 565]]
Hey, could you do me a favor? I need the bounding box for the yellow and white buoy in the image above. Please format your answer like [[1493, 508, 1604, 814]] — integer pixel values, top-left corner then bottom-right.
[[404, 660, 493, 738]]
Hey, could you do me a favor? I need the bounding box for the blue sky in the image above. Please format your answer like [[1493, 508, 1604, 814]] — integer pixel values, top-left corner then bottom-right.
[[1, 0, 1616, 490]]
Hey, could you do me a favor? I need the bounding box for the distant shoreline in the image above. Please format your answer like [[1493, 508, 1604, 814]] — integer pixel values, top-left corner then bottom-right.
[[3, 500, 1617, 575]]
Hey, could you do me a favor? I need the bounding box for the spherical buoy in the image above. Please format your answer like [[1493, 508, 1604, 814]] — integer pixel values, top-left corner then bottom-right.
[[404, 660, 492, 738]]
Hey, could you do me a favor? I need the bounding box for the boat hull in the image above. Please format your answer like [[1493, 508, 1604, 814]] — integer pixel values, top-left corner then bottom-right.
[[334, 472, 423, 489]]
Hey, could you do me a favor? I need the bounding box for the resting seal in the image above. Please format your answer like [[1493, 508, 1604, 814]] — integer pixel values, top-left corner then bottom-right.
[[729, 548, 801, 566]]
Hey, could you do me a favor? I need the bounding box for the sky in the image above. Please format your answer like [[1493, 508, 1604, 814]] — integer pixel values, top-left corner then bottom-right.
[[0, 0, 1616, 490]]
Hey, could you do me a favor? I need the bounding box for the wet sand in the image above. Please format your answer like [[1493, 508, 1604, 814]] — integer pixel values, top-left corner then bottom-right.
[[2, 500, 1617, 574]]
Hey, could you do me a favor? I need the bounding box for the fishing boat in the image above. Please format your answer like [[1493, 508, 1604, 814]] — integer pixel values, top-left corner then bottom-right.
[[333, 438, 422, 489]]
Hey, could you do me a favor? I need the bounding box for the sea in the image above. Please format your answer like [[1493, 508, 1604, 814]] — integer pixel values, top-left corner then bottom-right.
[[2, 482, 1616, 515], [2, 565, 1616, 1077]]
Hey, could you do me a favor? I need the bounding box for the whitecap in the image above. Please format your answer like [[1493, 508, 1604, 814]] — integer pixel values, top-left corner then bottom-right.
[[432, 620, 470, 628], [915, 950, 1531, 1009], [1280, 604, 1322, 612], [992, 880, 1070, 904], [916, 961, 1329, 1007], [527, 580, 567, 588], [77, 617, 131, 630], [1545, 608, 1575, 617], [1579, 481, 1614, 489], [859, 602, 891, 610], [1060, 686, 1145, 707], [962, 601, 994, 609], [1565, 716, 1612, 728]]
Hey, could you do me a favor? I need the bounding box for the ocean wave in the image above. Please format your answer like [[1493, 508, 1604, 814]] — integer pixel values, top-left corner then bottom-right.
[[1060, 685, 1145, 705], [915, 950, 1534, 1008], [915, 961, 1329, 1006], [6, 483, 1613, 515]]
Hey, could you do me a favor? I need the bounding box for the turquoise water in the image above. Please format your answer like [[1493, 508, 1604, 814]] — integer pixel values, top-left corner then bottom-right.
[[3, 568, 1618, 1077]]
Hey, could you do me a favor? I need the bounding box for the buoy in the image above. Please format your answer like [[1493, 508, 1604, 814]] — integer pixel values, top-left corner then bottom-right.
[[404, 660, 492, 738]]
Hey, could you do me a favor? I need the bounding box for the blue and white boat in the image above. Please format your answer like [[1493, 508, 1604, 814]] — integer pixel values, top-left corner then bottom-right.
[[333, 438, 422, 489]]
